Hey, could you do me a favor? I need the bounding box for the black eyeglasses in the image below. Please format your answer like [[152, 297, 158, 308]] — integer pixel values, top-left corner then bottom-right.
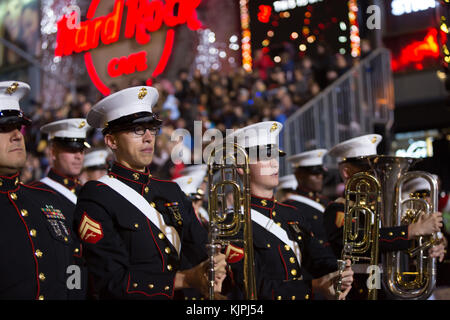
[[128, 125, 159, 136]]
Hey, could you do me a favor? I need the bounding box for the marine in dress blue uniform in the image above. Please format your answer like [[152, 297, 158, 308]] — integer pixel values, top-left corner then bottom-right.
[[0, 81, 77, 299], [323, 134, 443, 299], [223, 121, 353, 300], [284, 149, 330, 246], [79, 148, 111, 184], [28, 118, 91, 299], [73, 86, 226, 300], [173, 167, 209, 229]]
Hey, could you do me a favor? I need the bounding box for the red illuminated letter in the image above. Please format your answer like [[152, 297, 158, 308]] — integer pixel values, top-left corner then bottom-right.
[[125, 0, 151, 45], [101, 0, 124, 45]]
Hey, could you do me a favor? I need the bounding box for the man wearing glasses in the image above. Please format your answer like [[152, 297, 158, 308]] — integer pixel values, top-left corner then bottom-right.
[[73, 86, 227, 299]]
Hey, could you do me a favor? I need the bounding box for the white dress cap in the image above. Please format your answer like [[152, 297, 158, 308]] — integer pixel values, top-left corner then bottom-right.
[[0, 81, 30, 112], [287, 149, 327, 167], [402, 174, 438, 198], [278, 174, 298, 190], [40, 118, 91, 139], [227, 121, 283, 150], [180, 164, 207, 177], [173, 174, 206, 197], [83, 149, 111, 169], [328, 134, 382, 163], [87, 86, 159, 129]]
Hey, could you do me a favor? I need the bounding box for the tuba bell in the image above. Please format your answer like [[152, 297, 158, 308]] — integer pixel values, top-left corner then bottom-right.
[[343, 155, 439, 300], [206, 142, 257, 300]]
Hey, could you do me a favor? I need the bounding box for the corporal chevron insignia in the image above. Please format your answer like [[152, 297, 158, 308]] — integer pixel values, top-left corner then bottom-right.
[[224, 244, 244, 264], [79, 213, 103, 244]]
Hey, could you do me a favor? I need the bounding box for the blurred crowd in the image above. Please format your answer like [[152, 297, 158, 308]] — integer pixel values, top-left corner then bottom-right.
[[19, 42, 371, 184]]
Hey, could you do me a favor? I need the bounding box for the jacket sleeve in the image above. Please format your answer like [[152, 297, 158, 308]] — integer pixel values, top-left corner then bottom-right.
[[178, 192, 209, 269], [74, 186, 176, 300], [323, 202, 345, 259], [379, 225, 411, 252]]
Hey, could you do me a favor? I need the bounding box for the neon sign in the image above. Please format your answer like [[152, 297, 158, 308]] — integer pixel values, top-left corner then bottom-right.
[[391, 0, 435, 16], [273, 0, 324, 13], [55, 0, 202, 95], [391, 28, 440, 72]]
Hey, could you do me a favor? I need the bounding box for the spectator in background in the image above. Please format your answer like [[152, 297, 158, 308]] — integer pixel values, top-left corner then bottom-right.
[[253, 48, 274, 81], [312, 43, 333, 89]]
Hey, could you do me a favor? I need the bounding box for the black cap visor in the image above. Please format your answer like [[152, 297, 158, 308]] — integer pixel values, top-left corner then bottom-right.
[[296, 165, 326, 174], [52, 137, 90, 152], [103, 112, 163, 134], [245, 144, 286, 161], [0, 110, 31, 127]]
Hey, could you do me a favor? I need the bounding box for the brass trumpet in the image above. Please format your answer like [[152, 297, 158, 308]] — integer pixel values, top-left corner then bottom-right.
[[206, 143, 257, 300]]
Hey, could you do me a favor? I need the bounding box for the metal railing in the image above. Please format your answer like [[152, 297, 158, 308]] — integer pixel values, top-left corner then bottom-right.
[[281, 48, 395, 175]]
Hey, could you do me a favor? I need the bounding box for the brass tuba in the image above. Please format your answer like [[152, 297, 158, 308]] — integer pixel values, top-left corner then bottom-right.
[[206, 142, 257, 300], [343, 155, 439, 300], [386, 167, 439, 299]]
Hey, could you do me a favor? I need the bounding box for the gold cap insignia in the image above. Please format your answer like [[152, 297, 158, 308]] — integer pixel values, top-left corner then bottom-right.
[[270, 123, 278, 132], [78, 121, 86, 128], [371, 136, 378, 144], [187, 177, 193, 184], [138, 88, 147, 99], [318, 152, 323, 157], [5, 82, 19, 95]]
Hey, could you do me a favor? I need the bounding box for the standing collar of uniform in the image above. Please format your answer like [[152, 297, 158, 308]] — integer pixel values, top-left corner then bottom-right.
[[0, 172, 21, 193], [251, 194, 276, 209], [48, 168, 81, 191], [109, 162, 152, 190], [295, 186, 316, 199]]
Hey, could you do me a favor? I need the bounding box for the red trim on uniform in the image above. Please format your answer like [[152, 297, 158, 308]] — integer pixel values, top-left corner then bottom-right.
[[0, 186, 19, 194], [109, 171, 145, 186], [22, 184, 57, 194], [277, 244, 289, 281], [50, 168, 80, 184], [145, 218, 165, 272], [192, 205, 203, 226], [251, 203, 272, 211], [96, 183, 107, 187], [149, 177, 177, 184], [277, 202, 298, 210], [9, 192, 40, 299], [27, 181, 44, 187], [125, 273, 172, 298], [0, 172, 20, 179], [74, 243, 83, 258]]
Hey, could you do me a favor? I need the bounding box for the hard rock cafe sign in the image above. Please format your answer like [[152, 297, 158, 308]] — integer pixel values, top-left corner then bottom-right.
[[55, 0, 202, 95]]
